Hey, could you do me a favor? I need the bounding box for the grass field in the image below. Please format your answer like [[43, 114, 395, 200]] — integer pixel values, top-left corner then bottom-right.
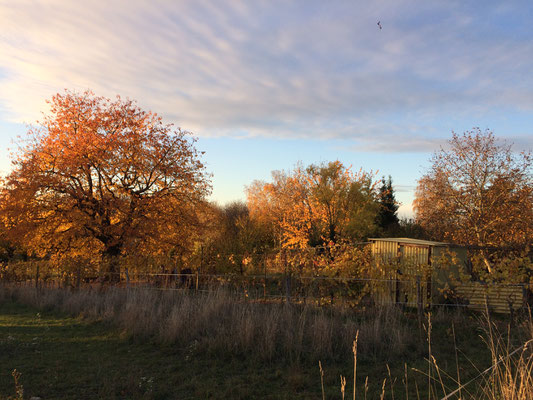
[[0, 287, 531, 399], [1, 300, 303, 399]]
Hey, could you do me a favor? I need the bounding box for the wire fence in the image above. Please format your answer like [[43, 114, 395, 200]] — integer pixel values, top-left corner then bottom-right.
[[1, 264, 531, 314]]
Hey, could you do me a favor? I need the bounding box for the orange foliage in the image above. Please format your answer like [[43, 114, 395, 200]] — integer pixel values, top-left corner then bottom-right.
[[414, 129, 532, 274], [246, 161, 378, 249], [0, 91, 211, 270]]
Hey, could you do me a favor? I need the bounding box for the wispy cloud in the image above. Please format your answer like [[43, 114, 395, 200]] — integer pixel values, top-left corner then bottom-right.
[[1, 0, 533, 151], [393, 185, 416, 193]]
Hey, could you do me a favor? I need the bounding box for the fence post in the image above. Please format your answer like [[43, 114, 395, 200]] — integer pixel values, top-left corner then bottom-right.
[[125, 267, 130, 289], [284, 250, 291, 303], [35, 264, 40, 289], [416, 275, 422, 330], [195, 269, 199, 292], [263, 257, 267, 299], [285, 272, 291, 303], [76, 266, 81, 290], [395, 270, 400, 306]]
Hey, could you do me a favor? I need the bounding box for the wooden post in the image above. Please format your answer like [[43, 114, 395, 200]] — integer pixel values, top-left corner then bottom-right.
[[125, 267, 130, 289], [195, 269, 199, 292], [76, 266, 81, 290], [416, 275, 423, 330], [284, 250, 291, 303], [395, 270, 400, 305], [200, 244, 204, 269], [35, 264, 40, 289], [263, 256, 267, 299], [427, 246, 432, 309], [285, 273, 291, 303]]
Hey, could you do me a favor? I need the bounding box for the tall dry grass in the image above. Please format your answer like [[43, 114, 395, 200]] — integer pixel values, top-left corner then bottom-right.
[[1, 284, 420, 362], [332, 308, 533, 400], [2, 284, 531, 398], [477, 310, 533, 400]]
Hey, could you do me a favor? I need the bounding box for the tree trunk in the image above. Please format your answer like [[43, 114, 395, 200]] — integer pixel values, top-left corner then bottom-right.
[[103, 243, 122, 284], [481, 251, 493, 275]]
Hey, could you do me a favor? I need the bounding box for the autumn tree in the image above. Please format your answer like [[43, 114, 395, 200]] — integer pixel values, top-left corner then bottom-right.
[[0, 91, 211, 277], [200, 201, 275, 273], [246, 166, 313, 249], [220, 201, 274, 255], [247, 161, 379, 250], [414, 128, 532, 274], [306, 161, 379, 244], [396, 218, 427, 240]]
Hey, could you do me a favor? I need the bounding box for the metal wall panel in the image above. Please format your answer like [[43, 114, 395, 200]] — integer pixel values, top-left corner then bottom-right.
[[455, 284, 525, 313]]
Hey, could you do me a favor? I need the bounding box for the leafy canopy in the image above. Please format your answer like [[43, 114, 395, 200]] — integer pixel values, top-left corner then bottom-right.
[[0, 91, 211, 264], [246, 161, 378, 249], [414, 128, 532, 273]]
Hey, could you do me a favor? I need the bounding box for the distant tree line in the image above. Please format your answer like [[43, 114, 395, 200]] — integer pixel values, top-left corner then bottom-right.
[[0, 92, 530, 281]]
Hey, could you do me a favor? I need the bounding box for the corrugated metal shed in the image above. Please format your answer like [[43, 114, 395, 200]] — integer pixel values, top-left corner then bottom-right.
[[455, 284, 525, 313], [367, 238, 465, 307], [368, 238, 466, 275], [369, 238, 449, 247], [367, 238, 526, 313]]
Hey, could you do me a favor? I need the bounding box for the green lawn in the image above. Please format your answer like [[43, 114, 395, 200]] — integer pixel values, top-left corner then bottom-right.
[[0, 298, 522, 399], [0, 300, 333, 399]]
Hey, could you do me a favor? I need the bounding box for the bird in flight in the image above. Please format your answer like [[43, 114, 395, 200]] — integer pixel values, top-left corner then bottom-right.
[[377, 21, 382, 30]]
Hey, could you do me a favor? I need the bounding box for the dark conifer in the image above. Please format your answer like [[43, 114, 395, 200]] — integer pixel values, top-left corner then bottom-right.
[[377, 176, 399, 232]]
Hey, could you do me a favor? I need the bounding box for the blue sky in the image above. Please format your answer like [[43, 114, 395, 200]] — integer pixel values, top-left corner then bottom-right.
[[1, 1, 532, 217]]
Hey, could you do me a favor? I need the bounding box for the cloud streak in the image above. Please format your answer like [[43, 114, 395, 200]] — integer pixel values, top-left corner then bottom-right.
[[1, 0, 533, 151]]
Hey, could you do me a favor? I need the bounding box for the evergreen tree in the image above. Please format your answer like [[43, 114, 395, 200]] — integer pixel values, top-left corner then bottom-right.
[[377, 176, 399, 232]]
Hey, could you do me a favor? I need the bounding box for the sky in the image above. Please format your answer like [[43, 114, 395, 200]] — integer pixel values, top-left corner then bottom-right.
[[1, 1, 532, 217]]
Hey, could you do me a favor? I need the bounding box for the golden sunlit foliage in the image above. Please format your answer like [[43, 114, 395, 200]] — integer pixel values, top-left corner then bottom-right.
[[246, 161, 379, 250], [0, 91, 211, 274], [198, 201, 275, 274], [414, 128, 532, 274]]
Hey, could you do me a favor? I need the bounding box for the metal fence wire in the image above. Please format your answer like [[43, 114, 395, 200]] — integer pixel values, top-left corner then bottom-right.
[[1, 264, 531, 314]]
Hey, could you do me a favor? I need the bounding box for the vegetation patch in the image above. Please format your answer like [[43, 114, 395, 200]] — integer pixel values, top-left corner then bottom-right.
[[1, 286, 531, 399]]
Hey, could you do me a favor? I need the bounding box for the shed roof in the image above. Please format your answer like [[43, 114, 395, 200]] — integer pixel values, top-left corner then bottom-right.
[[368, 238, 453, 247]]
